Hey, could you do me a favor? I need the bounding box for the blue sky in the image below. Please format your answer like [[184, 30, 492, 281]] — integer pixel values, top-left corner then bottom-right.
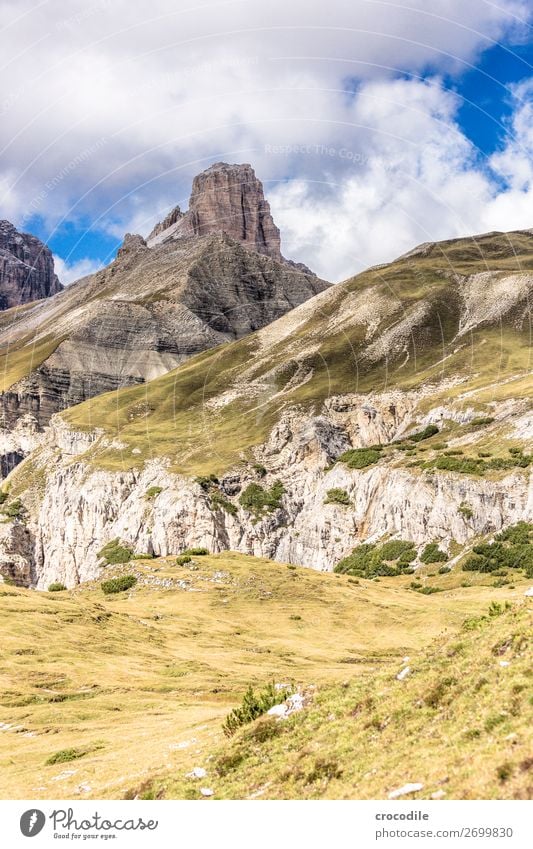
[[2, 0, 533, 282]]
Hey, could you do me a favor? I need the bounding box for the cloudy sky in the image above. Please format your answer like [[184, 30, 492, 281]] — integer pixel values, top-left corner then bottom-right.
[[1, 0, 532, 282]]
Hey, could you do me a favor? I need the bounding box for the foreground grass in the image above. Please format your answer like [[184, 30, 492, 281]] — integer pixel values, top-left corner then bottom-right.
[[0, 553, 530, 799]]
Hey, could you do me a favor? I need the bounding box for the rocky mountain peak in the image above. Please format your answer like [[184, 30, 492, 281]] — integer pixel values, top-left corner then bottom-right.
[[0, 220, 62, 310], [147, 163, 282, 260]]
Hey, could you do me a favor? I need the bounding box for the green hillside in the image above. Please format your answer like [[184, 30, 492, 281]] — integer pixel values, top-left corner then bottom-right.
[[59, 229, 533, 475]]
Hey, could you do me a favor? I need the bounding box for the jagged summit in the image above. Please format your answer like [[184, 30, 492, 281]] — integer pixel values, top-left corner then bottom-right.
[[147, 162, 282, 260], [0, 219, 62, 310], [0, 164, 329, 443]]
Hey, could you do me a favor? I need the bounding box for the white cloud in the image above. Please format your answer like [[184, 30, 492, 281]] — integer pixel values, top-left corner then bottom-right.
[[53, 255, 105, 286], [0, 0, 531, 280]]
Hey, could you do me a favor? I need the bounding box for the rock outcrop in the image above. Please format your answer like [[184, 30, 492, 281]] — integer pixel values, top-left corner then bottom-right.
[[0, 220, 62, 309], [147, 163, 282, 260], [0, 166, 329, 455]]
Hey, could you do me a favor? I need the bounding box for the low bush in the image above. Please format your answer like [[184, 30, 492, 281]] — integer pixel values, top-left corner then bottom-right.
[[408, 424, 439, 443], [2, 498, 25, 519], [210, 491, 238, 516], [195, 475, 219, 491], [45, 747, 88, 765], [470, 416, 495, 427], [461, 523, 533, 577], [48, 582, 67, 592], [222, 682, 292, 737], [176, 555, 192, 566], [181, 547, 209, 556], [252, 463, 267, 478], [324, 488, 351, 506], [334, 539, 416, 578], [239, 481, 285, 516], [338, 447, 382, 469], [420, 543, 448, 563], [97, 539, 133, 565], [101, 574, 137, 594], [458, 502, 474, 519], [429, 451, 531, 476], [145, 486, 163, 499]]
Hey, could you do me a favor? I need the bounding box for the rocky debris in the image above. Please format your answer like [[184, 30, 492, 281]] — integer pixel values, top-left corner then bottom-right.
[[388, 782, 424, 799], [0, 220, 62, 310], [200, 787, 214, 797], [75, 783, 92, 794], [147, 205, 184, 241], [524, 587, 533, 597], [267, 690, 309, 719], [168, 738, 198, 750], [148, 163, 282, 261], [186, 767, 207, 779], [396, 666, 411, 681], [51, 770, 77, 781]]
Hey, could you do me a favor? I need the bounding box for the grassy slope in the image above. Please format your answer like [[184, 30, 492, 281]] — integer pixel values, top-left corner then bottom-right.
[[0, 553, 530, 800], [60, 230, 533, 475]]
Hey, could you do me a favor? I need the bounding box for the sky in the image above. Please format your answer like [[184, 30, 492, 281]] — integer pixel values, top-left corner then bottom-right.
[[1, 0, 532, 283]]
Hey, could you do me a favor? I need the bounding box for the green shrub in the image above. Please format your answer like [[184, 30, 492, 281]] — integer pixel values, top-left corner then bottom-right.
[[438, 565, 451, 574], [252, 463, 267, 478], [334, 539, 416, 579], [181, 547, 209, 556], [97, 539, 133, 565], [101, 574, 137, 594], [45, 747, 88, 765], [420, 543, 448, 563], [2, 498, 25, 518], [176, 555, 192, 566], [324, 488, 351, 506], [461, 524, 533, 577], [145, 486, 163, 499], [408, 424, 439, 442], [338, 448, 381, 469], [0, 491, 7, 505], [458, 502, 474, 519], [222, 682, 292, 737], [414, 585, 443, 595], [470, 416, 495, 427], [210, 491, 238, 516], [239, 481, 285, 516], [429, 452, 531, 476], [48, 582, 67, 592], [496, 762, 513, 783], [194, 475, 219, 491]]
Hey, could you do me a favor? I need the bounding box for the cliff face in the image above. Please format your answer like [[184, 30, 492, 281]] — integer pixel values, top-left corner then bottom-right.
[[3, 395, 531, 589], [148, 163, 282, 260], [0, 220, 62, 309]]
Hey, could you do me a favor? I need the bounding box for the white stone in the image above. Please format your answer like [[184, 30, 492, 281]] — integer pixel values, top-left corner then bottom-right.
[[186, 767, 207, 779], [396, 666, 411, 681], [388, 782, 424, 799], [200, 787, 214, 797]]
